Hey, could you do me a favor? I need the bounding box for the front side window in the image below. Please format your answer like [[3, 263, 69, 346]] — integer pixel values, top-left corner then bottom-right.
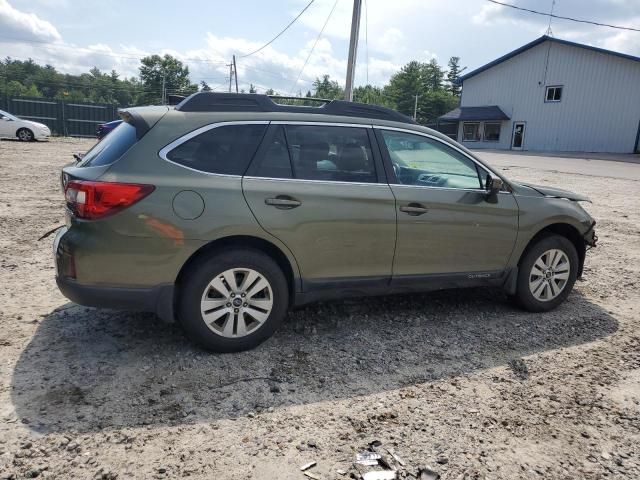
[[166, 124, 267, 175], [381, 130, 482, 190], [462, 122, 480, 141], [545, 86, 563, 102], [483, 122, 501, 142], [284, 125, 376, 183]]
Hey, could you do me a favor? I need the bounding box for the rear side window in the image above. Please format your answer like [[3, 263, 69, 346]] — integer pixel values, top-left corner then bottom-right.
[[166, 124, 267, 175], [80, 122, 137, 167], [285, 125, 376, 183]]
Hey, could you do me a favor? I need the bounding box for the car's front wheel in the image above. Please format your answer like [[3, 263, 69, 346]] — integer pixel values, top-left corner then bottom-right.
[[513, 234, 579, 312], [17, 128, 34, 142], [177, 249, 289, 352]]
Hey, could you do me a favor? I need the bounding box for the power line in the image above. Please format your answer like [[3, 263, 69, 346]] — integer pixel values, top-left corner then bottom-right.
[[364, 0, 369, 84], [290, 0, 339, 94], [486, 0, 640, 32], [239, 0, 316, 58]]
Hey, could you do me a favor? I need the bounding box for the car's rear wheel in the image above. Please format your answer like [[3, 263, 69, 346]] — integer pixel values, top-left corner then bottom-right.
[[177, 249, 289, 352], [17, 128, 34, 142], [513, 234, 579, 312]]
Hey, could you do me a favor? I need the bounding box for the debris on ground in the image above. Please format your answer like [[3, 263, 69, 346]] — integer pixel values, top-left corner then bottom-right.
[[362, 470, 397, 480], [349, 441, 440, 480], [300, 461, 317, 471]]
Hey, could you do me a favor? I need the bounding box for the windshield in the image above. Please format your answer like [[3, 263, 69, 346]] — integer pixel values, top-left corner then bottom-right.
[[0, 110, 19, 121], [78, 122, 137, 167]]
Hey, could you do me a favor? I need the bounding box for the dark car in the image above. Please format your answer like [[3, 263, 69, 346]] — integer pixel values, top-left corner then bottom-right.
[[96, 119, 123, 140]]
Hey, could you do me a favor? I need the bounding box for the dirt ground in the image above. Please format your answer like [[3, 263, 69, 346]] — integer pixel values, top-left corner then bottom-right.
[[0, 138, 638, 480]]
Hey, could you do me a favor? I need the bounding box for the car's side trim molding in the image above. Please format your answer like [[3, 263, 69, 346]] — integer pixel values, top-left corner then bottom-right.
[[294, 269, 512, 307]]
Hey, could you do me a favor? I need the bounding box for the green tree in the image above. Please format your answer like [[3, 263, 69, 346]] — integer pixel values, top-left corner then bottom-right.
[[383, 61, 424, 118], [139, 54, 197, 104], [353, 84, 393, 108], [446, 56, 463, 96], [423, 58, 444, 91], [200, 80, 211, 91], [383, 59, 457, 124], [249, 83, 257, 94], [312, 75, 343, 99]]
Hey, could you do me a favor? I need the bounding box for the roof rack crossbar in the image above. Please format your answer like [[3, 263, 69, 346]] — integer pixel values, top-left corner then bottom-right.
[[174, 92, 415, 124]]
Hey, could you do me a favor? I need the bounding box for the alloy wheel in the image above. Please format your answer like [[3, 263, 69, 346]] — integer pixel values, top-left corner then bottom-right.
[[528, 248, 571, 302], [18, 129, 33, 141], [200, 268, 273, 338]]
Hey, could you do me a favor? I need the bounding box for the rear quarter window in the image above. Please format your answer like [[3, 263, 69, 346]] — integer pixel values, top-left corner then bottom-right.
[[79, 122, 137, 167], [165, 124, 267, 175]]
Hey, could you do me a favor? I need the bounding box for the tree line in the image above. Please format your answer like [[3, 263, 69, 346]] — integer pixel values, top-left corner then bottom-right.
[[0, 54, 463, 124]]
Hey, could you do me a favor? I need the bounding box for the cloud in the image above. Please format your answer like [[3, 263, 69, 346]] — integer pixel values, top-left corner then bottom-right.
[[0, 0, 61, 42], [471, 0, 640, 57]]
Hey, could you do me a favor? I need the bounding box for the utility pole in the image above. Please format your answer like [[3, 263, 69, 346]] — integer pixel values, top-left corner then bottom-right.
[[233, 55, 239, 93], [413, 94, 418, 121], [161, 74, 166, 104], [228, 61, 233, 93], [344, 0, 362, 102]]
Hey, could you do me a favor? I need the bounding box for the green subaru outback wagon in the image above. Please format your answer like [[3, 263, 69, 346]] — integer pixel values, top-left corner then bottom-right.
[[54, 93, 597, 352]]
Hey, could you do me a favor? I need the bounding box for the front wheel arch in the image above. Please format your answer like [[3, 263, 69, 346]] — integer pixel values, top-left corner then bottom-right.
[[518, 223, 586, 277], [16, 127, 34, 141]]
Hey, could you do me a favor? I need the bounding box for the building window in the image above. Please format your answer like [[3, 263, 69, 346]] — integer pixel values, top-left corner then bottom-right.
[[462, 122, 481, 141], [483, 123, 501, 142], [545, 86, 563, 102]]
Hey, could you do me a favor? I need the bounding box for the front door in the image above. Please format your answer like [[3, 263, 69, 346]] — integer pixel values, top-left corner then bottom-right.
[[0, 112, 14, 137], [243, 123, 397, 288], [512, 122, 525, 150], [375, 128, 518, 278]]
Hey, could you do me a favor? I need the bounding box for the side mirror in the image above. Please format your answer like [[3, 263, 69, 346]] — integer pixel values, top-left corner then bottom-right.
[[73, 152, 85, 163], [485, 174, 504, 201]]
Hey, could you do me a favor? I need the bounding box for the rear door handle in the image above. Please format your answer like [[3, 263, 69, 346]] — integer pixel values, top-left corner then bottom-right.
[[265, 195, 302, 209], [399, 203, 429, 216]]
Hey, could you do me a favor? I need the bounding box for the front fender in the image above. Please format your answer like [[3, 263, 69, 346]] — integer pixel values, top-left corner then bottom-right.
[[508, 195, 595, 269]]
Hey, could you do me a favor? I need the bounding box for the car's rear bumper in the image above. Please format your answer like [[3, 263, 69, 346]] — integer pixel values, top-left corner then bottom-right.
[[53, 227, 176, 322], [55, 275, 176, 322]]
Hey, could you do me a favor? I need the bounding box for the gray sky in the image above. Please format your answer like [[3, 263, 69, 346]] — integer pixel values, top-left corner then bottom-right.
[[1, 0, 639, 94]]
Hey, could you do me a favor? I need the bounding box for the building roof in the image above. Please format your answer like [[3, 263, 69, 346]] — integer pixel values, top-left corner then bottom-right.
[[439, 106, 510, 122], [457, 35, 640, 84]]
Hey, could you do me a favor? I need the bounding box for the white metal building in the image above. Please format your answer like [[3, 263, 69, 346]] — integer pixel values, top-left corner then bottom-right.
[[440, 36, 640, 154]]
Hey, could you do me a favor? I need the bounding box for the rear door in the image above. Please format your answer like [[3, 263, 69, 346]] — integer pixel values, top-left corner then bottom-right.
[[243, 122, 397, 288], [375, 127, 518, 278]]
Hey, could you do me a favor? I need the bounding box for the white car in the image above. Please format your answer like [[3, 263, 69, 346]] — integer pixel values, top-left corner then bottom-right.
[[0, 109, 51, 141]]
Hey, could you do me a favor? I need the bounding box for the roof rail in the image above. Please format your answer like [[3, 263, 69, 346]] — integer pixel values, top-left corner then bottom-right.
[[174, 92, 415, 124]]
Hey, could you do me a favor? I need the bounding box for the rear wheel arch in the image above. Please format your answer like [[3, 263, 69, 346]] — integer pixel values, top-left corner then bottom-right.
[[175, 235, 298, 303], [519, 223, 586, 276]]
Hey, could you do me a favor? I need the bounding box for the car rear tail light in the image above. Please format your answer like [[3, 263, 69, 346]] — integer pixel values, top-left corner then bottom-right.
[[64, 180, 154, 220]]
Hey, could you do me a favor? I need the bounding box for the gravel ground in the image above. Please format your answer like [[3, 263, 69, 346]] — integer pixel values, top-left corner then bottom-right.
[[0, 138, 638, 479]]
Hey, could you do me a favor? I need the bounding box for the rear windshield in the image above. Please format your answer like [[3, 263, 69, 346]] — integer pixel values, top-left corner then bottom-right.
[[79, 122, 137, 167]]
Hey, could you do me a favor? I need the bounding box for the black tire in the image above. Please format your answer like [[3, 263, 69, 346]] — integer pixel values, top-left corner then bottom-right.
[[17, 128, 34, 142], [513, 234, 579, 312], [177, 248, 289, 352]]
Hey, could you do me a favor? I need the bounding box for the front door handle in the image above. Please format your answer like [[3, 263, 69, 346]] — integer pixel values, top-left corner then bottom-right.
[[399, 203, 428, 216], [265, 195, 302, 209]]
